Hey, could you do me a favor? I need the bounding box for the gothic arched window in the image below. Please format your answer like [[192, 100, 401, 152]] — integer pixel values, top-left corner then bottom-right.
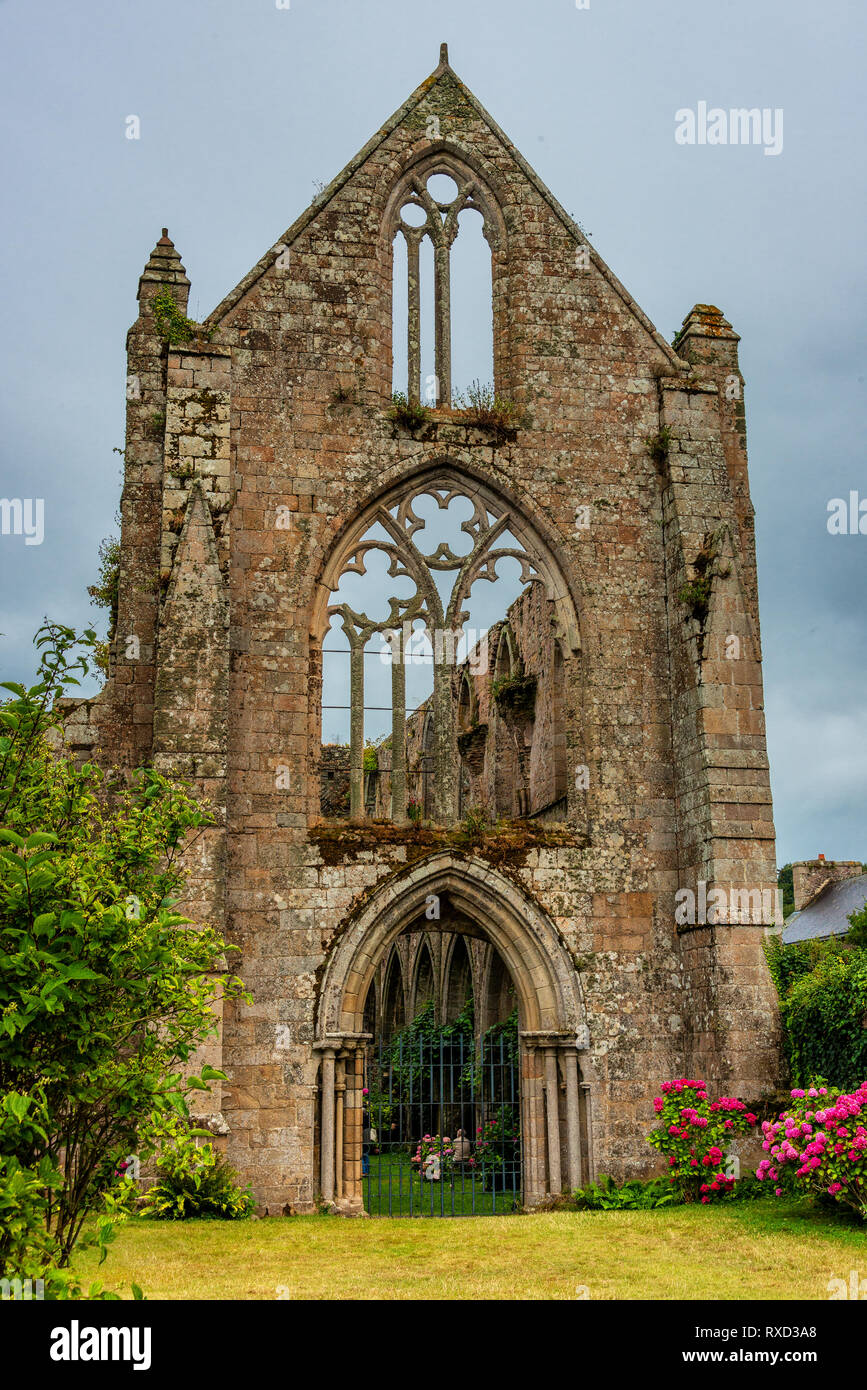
[[315, 468, 580, 826], [385, 154, 504, 406]]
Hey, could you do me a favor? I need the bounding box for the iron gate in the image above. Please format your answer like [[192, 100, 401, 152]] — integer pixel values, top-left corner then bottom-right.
[[363, 1029, 522, 1216]]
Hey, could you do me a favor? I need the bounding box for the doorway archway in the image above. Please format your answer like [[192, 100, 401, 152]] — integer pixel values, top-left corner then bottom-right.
[[314, 853, 592, 1213]]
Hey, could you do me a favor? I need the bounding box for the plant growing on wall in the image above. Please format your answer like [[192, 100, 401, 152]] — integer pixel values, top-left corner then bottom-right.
[[87, 530, 121, 676], [491, 668, 537, 721], [151, 287, 207, 346], [452, 380, 527, 440], [385, 392, 430, 431]]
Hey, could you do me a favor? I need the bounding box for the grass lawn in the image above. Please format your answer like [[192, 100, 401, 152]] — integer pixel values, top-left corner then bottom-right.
[[78, 1198, 867, 1300], [364, 1150, 521, 1216]]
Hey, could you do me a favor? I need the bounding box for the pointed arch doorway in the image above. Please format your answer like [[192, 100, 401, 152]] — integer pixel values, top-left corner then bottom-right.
[[314, 854, 593, 1215]]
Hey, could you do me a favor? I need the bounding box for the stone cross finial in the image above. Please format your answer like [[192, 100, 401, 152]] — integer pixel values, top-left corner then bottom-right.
[[439, 42, 449, 66]]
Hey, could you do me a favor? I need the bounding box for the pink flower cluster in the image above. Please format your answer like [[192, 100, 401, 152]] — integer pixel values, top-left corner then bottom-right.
[[648, 1079, 757, 1204], [757, 1082, 867, 1215]]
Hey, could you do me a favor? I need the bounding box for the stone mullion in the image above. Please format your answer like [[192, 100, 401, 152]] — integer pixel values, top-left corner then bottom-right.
[[349, 636, 365, 821], [431, 653, 456, 823], [390, 627, 407, 823], [406, 231, 421, 404], [433, 240, 451, 405]]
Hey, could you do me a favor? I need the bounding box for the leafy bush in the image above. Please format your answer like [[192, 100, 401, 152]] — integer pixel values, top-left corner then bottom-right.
[[778, 946, 867, 1088], [572, 1175, 680, 1210], [763, 932, 832, 1001], [0, 623, 247, 1289], [848, 899, 867, 949], [473, 1108, 520, 1188], [647, 1078, 757, 1203], [757, 1082, 867, 1219], [141, 1131, 254, 1220]]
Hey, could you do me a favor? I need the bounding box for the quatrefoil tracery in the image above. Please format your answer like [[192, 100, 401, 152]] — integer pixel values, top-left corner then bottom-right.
[[327, 486, 540, 651]]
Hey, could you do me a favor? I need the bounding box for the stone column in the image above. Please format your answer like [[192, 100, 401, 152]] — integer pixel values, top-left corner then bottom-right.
[[563, 1046, 582, 1191], [335, 1057, 346, 1204], [318, 1046, 337, 1205], [520, 1042, 539, 1205], [340, 1045, 365, 1215], [580, 1080, 595, 1184], [543, 1046, 562, 1195]]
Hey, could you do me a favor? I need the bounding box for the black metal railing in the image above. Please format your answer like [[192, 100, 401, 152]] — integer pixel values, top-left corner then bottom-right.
[[363, 1029, 521, 1217]]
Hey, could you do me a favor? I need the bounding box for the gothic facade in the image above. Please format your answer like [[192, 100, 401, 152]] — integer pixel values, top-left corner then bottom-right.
[[71, 46, 781, 1212]]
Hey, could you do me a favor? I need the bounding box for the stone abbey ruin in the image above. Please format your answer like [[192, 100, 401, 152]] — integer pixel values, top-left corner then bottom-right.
[[68, 46, 780, 1212]]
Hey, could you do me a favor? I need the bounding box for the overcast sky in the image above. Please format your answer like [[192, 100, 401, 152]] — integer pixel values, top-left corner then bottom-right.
[[0, 0, 864, 865]]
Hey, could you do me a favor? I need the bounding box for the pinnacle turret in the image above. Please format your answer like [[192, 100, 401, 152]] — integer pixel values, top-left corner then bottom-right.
[[137, 227, 190, 315]]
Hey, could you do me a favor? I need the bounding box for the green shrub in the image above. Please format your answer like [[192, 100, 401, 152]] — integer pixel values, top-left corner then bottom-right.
[[781, 949, 867, 1089], [141, 1132, 254, 1220], [572, 1175, 680, 1210], [0, 622, 247, 1290]]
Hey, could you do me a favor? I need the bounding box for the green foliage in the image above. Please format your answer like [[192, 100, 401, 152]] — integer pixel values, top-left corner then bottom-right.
[[572, 1174, 681, 1210], [86, 528, 121, 677], [647, 1079, 757, 1203], [778, 862, 795, 918], [362, 744, 378, 773], [677, 575, 713, 624], [763, 932, 832, 1001], [0, 622, 248, 1289], [677, 532, 729, 627], [456, 804, 489, 846], [371, 996, 478, 1112], [644, 426, 672, 467], [150, 287, 206, 346], [847, 899, 867, 950], [780, 948, 867, 1089], [141, 1129, 254, 1220], [472, 1107, 520, 1186], [452, 380, 527, 437], [386, 392, 430, 430], [491, 669, 537, 721]]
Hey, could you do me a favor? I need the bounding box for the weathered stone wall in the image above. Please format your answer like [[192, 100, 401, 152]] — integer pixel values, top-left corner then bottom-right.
[[81, 49, 781, 1210]]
